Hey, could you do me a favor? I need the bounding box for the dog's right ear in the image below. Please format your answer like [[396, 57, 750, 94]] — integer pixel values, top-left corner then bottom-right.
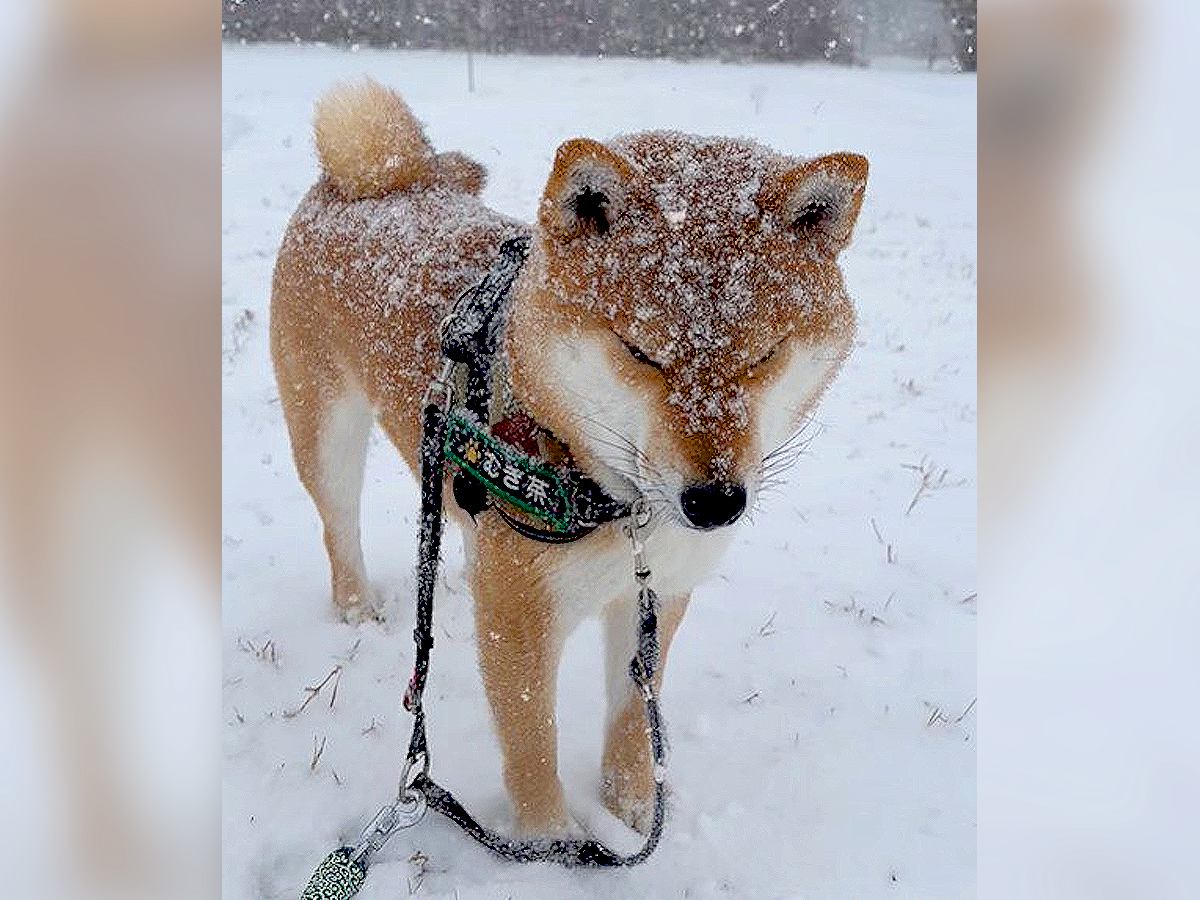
[[760, 152, 869, 253], [538, 138, 634, 240]]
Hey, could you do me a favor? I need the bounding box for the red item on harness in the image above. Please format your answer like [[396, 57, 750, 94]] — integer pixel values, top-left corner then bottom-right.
[[490, 412, 541, 457]]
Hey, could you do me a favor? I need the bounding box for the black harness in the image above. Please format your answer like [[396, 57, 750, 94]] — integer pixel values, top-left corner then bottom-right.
[[300, 238, 668, 899], [440, 235, 631, 543]]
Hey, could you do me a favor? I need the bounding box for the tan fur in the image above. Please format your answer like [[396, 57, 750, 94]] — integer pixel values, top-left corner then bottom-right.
[[435, 150, 488, 196], [272, 82, 867, 833], [469, 523, 573, 832], [314, 78, 437, 200]]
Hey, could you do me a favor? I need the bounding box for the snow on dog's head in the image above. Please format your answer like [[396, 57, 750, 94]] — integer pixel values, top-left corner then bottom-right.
[[507, 132, 868, 529]]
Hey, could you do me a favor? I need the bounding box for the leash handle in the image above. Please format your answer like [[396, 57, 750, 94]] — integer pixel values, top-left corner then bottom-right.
[[298, 791, 428, 900], [300, 848, 366, 900]]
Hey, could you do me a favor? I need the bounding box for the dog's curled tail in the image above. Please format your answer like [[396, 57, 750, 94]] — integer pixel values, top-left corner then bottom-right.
[[313, 78, 486, 200]]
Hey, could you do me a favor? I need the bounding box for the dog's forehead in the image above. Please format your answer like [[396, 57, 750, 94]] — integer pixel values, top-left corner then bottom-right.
[[565, 133, 830, 362], [614, 131, 775, 226]]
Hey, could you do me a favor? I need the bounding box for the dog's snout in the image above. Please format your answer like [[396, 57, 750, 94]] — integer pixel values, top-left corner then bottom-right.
[[679, 481, 747, 530]]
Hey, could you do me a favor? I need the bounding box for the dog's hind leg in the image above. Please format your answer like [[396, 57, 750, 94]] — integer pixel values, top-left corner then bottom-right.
[[273, 332, 376, 622], [601, 592, 689, 833]]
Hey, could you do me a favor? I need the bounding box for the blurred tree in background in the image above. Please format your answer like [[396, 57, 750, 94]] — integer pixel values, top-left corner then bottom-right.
[[940, 0, 976, 71], [222, 0, 975, 70]]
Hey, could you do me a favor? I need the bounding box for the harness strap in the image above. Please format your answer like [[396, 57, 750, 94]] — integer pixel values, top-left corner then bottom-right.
[[491, 503, 598, 543]]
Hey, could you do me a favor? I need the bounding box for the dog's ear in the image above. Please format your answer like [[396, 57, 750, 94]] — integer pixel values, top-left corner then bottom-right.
[[761, 152, 869, 253], [538, 138, 634, 240]]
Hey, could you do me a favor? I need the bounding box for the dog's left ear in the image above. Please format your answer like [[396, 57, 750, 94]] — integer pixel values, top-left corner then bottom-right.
[[538, 138, 635, 240], [761, 152, 869, 253]]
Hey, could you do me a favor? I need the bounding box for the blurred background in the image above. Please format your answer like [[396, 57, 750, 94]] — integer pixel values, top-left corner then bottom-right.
[[978, 2, 1200, 897], [0, 0, 1197, 896], [222, 0, 976, 70], [0, 0, 217, 898]]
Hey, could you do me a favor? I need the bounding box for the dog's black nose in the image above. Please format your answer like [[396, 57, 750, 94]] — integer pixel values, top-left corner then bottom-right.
[[680, 481, 747, 530]]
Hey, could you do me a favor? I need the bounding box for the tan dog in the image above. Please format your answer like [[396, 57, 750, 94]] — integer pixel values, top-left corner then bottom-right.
[[271, 79, 867, 835]]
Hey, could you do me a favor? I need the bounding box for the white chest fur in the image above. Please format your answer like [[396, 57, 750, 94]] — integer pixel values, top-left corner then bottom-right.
[[547, 516, 735, 634]]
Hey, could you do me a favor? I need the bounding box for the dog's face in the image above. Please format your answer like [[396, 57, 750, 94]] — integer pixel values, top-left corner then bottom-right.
[[508, 133, 867, 530]]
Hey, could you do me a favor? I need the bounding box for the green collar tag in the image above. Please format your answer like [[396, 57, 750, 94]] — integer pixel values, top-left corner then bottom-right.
[[444, 412, 575, 531]]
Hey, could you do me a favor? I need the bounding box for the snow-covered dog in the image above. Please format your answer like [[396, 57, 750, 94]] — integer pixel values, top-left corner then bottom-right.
[[271, 79, 867, 835]]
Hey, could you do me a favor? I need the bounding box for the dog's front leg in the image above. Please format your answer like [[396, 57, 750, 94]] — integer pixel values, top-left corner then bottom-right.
[[472, 551, 569, 835], [601, 592, 690, 833]]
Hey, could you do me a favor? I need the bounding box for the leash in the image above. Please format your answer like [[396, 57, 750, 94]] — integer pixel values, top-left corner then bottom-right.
[[300, 242, 669, 899]]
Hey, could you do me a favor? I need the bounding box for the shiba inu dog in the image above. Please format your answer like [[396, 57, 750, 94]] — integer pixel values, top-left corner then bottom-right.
[[271, 79, 867, 835]]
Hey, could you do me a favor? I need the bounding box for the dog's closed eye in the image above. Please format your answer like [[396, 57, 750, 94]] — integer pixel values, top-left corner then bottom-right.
[[620, 338, 663, 371], [746, 339, 785, 376], [754, 340, 783, 367]]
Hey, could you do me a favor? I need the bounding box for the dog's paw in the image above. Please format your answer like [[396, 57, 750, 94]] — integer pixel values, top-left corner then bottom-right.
[[334, 589, 383, 626], [513, 811, 574, 840], [601, 773, 655, 835], [515, 815, 575, 840], [510, 781, 573, 839]]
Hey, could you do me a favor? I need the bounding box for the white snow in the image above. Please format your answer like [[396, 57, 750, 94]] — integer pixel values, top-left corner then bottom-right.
[[223, 46, 975, 898]]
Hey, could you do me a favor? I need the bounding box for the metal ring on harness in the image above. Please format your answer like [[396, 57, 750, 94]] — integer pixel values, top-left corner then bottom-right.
[[398, 750, 429, 797]]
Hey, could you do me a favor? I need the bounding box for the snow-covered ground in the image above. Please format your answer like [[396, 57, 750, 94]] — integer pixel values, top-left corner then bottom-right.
[[223, 46, 975, 899]]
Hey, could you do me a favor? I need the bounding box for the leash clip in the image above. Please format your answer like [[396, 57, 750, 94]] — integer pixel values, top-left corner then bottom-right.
[[349, 792, 426, 865], [423, 359, 456, 410], [625, 497, 653, 582], [345, 755, 431, 866]]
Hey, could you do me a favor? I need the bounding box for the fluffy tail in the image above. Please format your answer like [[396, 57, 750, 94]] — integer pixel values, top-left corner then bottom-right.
[[313, 78, 437, 200]]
